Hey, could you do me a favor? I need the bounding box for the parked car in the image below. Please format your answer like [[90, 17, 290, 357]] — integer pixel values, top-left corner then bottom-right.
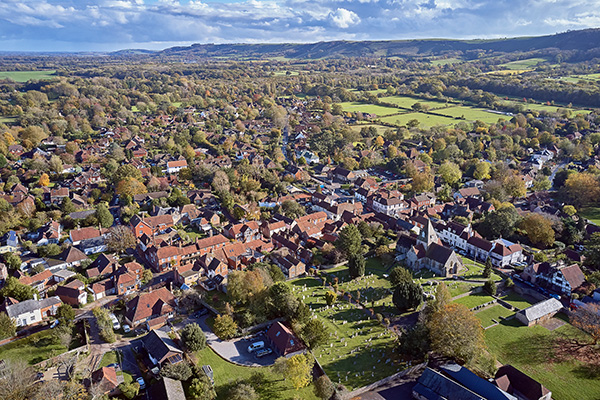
[[133, 328, 148, 337], [136, 377, 146, 390], [550, 293, 561, 300], [123, 324, 131, 333], [109, 313, 120, 331], [248, 341, 265, 353], [256, 348, 273, 358], [193, 308, 209, 318]]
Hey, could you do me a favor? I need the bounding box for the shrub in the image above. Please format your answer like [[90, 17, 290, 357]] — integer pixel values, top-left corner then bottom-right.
[[181, 323, 206, 352], [160, 361, 193, 381]]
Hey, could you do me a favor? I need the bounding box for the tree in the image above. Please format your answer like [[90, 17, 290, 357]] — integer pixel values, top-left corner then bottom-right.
[[212, 170, 230, 193], [504, 175, 526, 199], [228, 384, 258, 400], [141, 268, 153, 284], [189, 375, 216, 400], [423, 282, 452, 320], [519, 213, 555, 248], [38, 173, 50, 187], [106, 225, 136, 254], [161, 362, 193, 381], [113, 164, 142, 184], [374, 136, 385, 148], [392, 281, 423, 312], [96, 203, 113, 228], [337, 224, 362, 258], [438, 162, 462, 186], [0, 312, 16, 339], [181, 323, 207, 352], [281, 200, 306, 219], [2, 252, 22, 270], [479, 206, 520, 239], [274, 354, 315, 390], [483, 279, 496, 296], [314, 375, 334, 400], [116, 177, 147, 197], [570, 304, 600, 345], [213, 314, 238, 339], [348, 254, 365, 279], [532, 175, 551, 192], [584, 232, 600, 268], [55, 304, 75, 328], [0, 359, 37, 400], [483, 258, 492, 278], [61, 197, 75, 214], [411, 171, 434, 193], [561, 173, 600, 208], [118, 382, 140, 400], [301, 319, 329, 349], [49, 155, 63, 174], [268, 282, 298, 318], [325, 291, 336, 306], [1, 276, 37, 301], [389, 266, 413, 286], [427, 303, 484, 363], [473, 161, 491, 180], [563, 205, 577, 217]]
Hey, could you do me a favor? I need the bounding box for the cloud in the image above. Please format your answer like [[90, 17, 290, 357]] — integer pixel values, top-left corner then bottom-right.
[[0, 0, 598, 51], [328, 8, 360, 28]]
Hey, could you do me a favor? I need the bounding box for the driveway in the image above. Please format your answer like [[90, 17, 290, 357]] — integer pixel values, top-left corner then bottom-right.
[[177, 314, 278, 367]]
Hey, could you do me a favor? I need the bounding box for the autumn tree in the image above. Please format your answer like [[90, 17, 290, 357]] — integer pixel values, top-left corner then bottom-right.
[[423, 282, 452, 319], [274, 354, 315, 390], [212, 170, 230, 193], [519, 213, 555, 248], [427, 303, 485, 363], [116, 177, 147, 197], [570, 304, 600, 345], [106, 225, 136, 254], [213, 314, 238, 339], [562, 173, 600, 207], [314, 375, 334, 400], [438, 161, 462, 187], [325, 291, 336, 306], [38, 173, 50, 187], [504, 175, 527, 199], [411, 171, 434, 193], [473, 161, 491, 180]]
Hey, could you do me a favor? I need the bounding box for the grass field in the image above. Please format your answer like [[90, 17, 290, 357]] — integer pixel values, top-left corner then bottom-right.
[[0, 70, 57, 82], [475, 305, 514, 328], [447, 282, 483, 297], [381, 96, 448, 110], [459, 256, 502, 281], [499, 99, 592, 114], [290, 275, 403, 390], [498, 58, 547, 70], [437, 106, 507, 124], [350, 124, 391, 135], [431, 58, 463, 66], [560, 73, 600, 83], [379, 112, 456, 127], [500, 292, 536, 310], [453, 292, 495, 309], [0, 116, 17, 124], [0, 329, 68, 365], [195, 346, 318, 400], [338, 102, 398, 117], [485, 317, 600, 400], [580, 207, 600, 226]]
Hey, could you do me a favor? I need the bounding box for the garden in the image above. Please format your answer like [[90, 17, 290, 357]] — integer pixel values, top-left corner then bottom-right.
[[0, 329, 72, 365]]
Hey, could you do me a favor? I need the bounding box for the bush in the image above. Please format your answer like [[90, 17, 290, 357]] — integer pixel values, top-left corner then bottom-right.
[[483, 279, 497, 296], [314, 375, 334, 400], [119, 382, 140, 399], [505, 278, 514, 288], [160, 361, 193, 381], [228, 383, 258, 400], [181, 323, 206, 352]]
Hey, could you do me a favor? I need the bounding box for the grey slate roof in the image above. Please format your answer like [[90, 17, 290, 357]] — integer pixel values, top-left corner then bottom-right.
[[414, 368, 484, 400], [518, 298, 563, 323]]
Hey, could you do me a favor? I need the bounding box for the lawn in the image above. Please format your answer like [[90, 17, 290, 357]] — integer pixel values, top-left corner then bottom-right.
[[381, 96, 449, 110], [0, 70, 57, 82], [0, 329, 68, 365], [338, 102, 399, 117], [485, 317, 600, 400], [459, 256, 502, 281], [474, 305, 514, 328], [436, 106, 507, 124], [453, 292, 495, 309], [195, 346, 318, 400], [447, 282, 483, 297], [289, 275, 404, 390], [580, 207, 600, 226], [498, 58, 547, 70], [100, 350, 134, 384], [379, 112, 457, 127], [500, 292, 536, 310]]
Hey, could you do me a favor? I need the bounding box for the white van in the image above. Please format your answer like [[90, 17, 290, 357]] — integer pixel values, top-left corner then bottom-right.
[[247, 341, 265, 353]]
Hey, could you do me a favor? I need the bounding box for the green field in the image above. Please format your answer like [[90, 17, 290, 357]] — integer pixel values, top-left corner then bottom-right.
[[560, 73, 600, 83], [580, 207, 600, 226], [431, 58, 463, 66], [499, 99, 592, 114], [381, 96, 449, 110], [500, 292, 536, 310], [195, 346, 318, 400], [379, 112, 457, 127], [485, 317, 600, 400], [453, 292, 495, 309], [437, 106, 507, 124], [475, 305, 514, 328], [447, 282, 483, 297], [0, 329, 68, 365], [338, 102, 398, 117], [498, 58, 547, 70], [99, 350, 133, 384], [350, 124, 391, 135], [459, 256, 502, 281], [290, 275, 403, 390], [0, 116, 17, 124], [0, 70, 57, 82]]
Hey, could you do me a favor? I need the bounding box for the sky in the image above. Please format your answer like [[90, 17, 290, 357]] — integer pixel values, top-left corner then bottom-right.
[[0, 0, 599, 52]]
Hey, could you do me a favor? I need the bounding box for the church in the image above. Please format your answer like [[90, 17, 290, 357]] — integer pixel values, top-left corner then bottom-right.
[[404, 220, 464, 277]]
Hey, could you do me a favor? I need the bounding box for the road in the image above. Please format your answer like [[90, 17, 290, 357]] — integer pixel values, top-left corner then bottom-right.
[[549, 161, 567, 189]]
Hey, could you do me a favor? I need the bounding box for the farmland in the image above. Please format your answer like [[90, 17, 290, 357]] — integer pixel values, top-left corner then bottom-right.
[[379, 112, 456, 127], [0, 70, 57, 82], [381, 95, 449, 110], [338, 102, 398, 117], [430, 58, 463, 66], [436, 106, 508, 124], [498, 58, 547, 70]]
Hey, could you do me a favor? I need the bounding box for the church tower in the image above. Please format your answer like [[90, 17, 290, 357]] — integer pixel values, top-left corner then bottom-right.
[[417, 219, 439, 250]]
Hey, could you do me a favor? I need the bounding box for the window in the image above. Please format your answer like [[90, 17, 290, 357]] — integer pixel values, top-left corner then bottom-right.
[[275, 331, 281, 337]]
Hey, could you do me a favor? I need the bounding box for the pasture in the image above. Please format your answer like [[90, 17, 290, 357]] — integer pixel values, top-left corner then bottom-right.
[[437, 106, 507, 124], [381, 96, 449, 110], [0, 70, 57, 82], [379, 112, 456, 127], [338, 102, 399, 117], [498, 58, 547, 70], [431, 58, 463, 66]]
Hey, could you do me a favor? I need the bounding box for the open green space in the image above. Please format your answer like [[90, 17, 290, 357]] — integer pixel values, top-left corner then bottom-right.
[[453, 292, 495, 309], [273, 70, 300, 76], [475, 305, 514, 328], [485, 317, 600, 400], [381, 96, 449, 110], [338, 102, 399, 117], [499, 99, 591, 114], [349, 124, 391, 135], [0, 116, 17, 124], [580, 207, 600, 226], [447, 282, 483, 297], [0, 329, 68, 365], [431, 58, 463, 66], [290, 275, 403, 390], [498, 58, 547, 70], [195, 344, 318, 399], [0, 70, 57, 82], [459, 256, 502, 281], [560, 73, 600, 83], [436, 106, 507, 124], [500, 292, 537, 310], [379, 112, 457, 127]]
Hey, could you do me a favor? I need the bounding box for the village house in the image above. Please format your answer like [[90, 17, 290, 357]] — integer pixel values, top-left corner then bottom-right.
[[124, 287, 175, 328], [522, 262, 585, 296], [1, 296, 62, 328], [266, 321, 305, 357], [55, 279, 88, 306]]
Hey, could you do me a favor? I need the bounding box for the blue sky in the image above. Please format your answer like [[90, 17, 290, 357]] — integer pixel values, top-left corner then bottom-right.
[[0, 0, 599, 52]]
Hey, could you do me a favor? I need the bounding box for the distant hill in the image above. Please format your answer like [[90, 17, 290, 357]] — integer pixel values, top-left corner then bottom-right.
[[145, 28, 600, 60]]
